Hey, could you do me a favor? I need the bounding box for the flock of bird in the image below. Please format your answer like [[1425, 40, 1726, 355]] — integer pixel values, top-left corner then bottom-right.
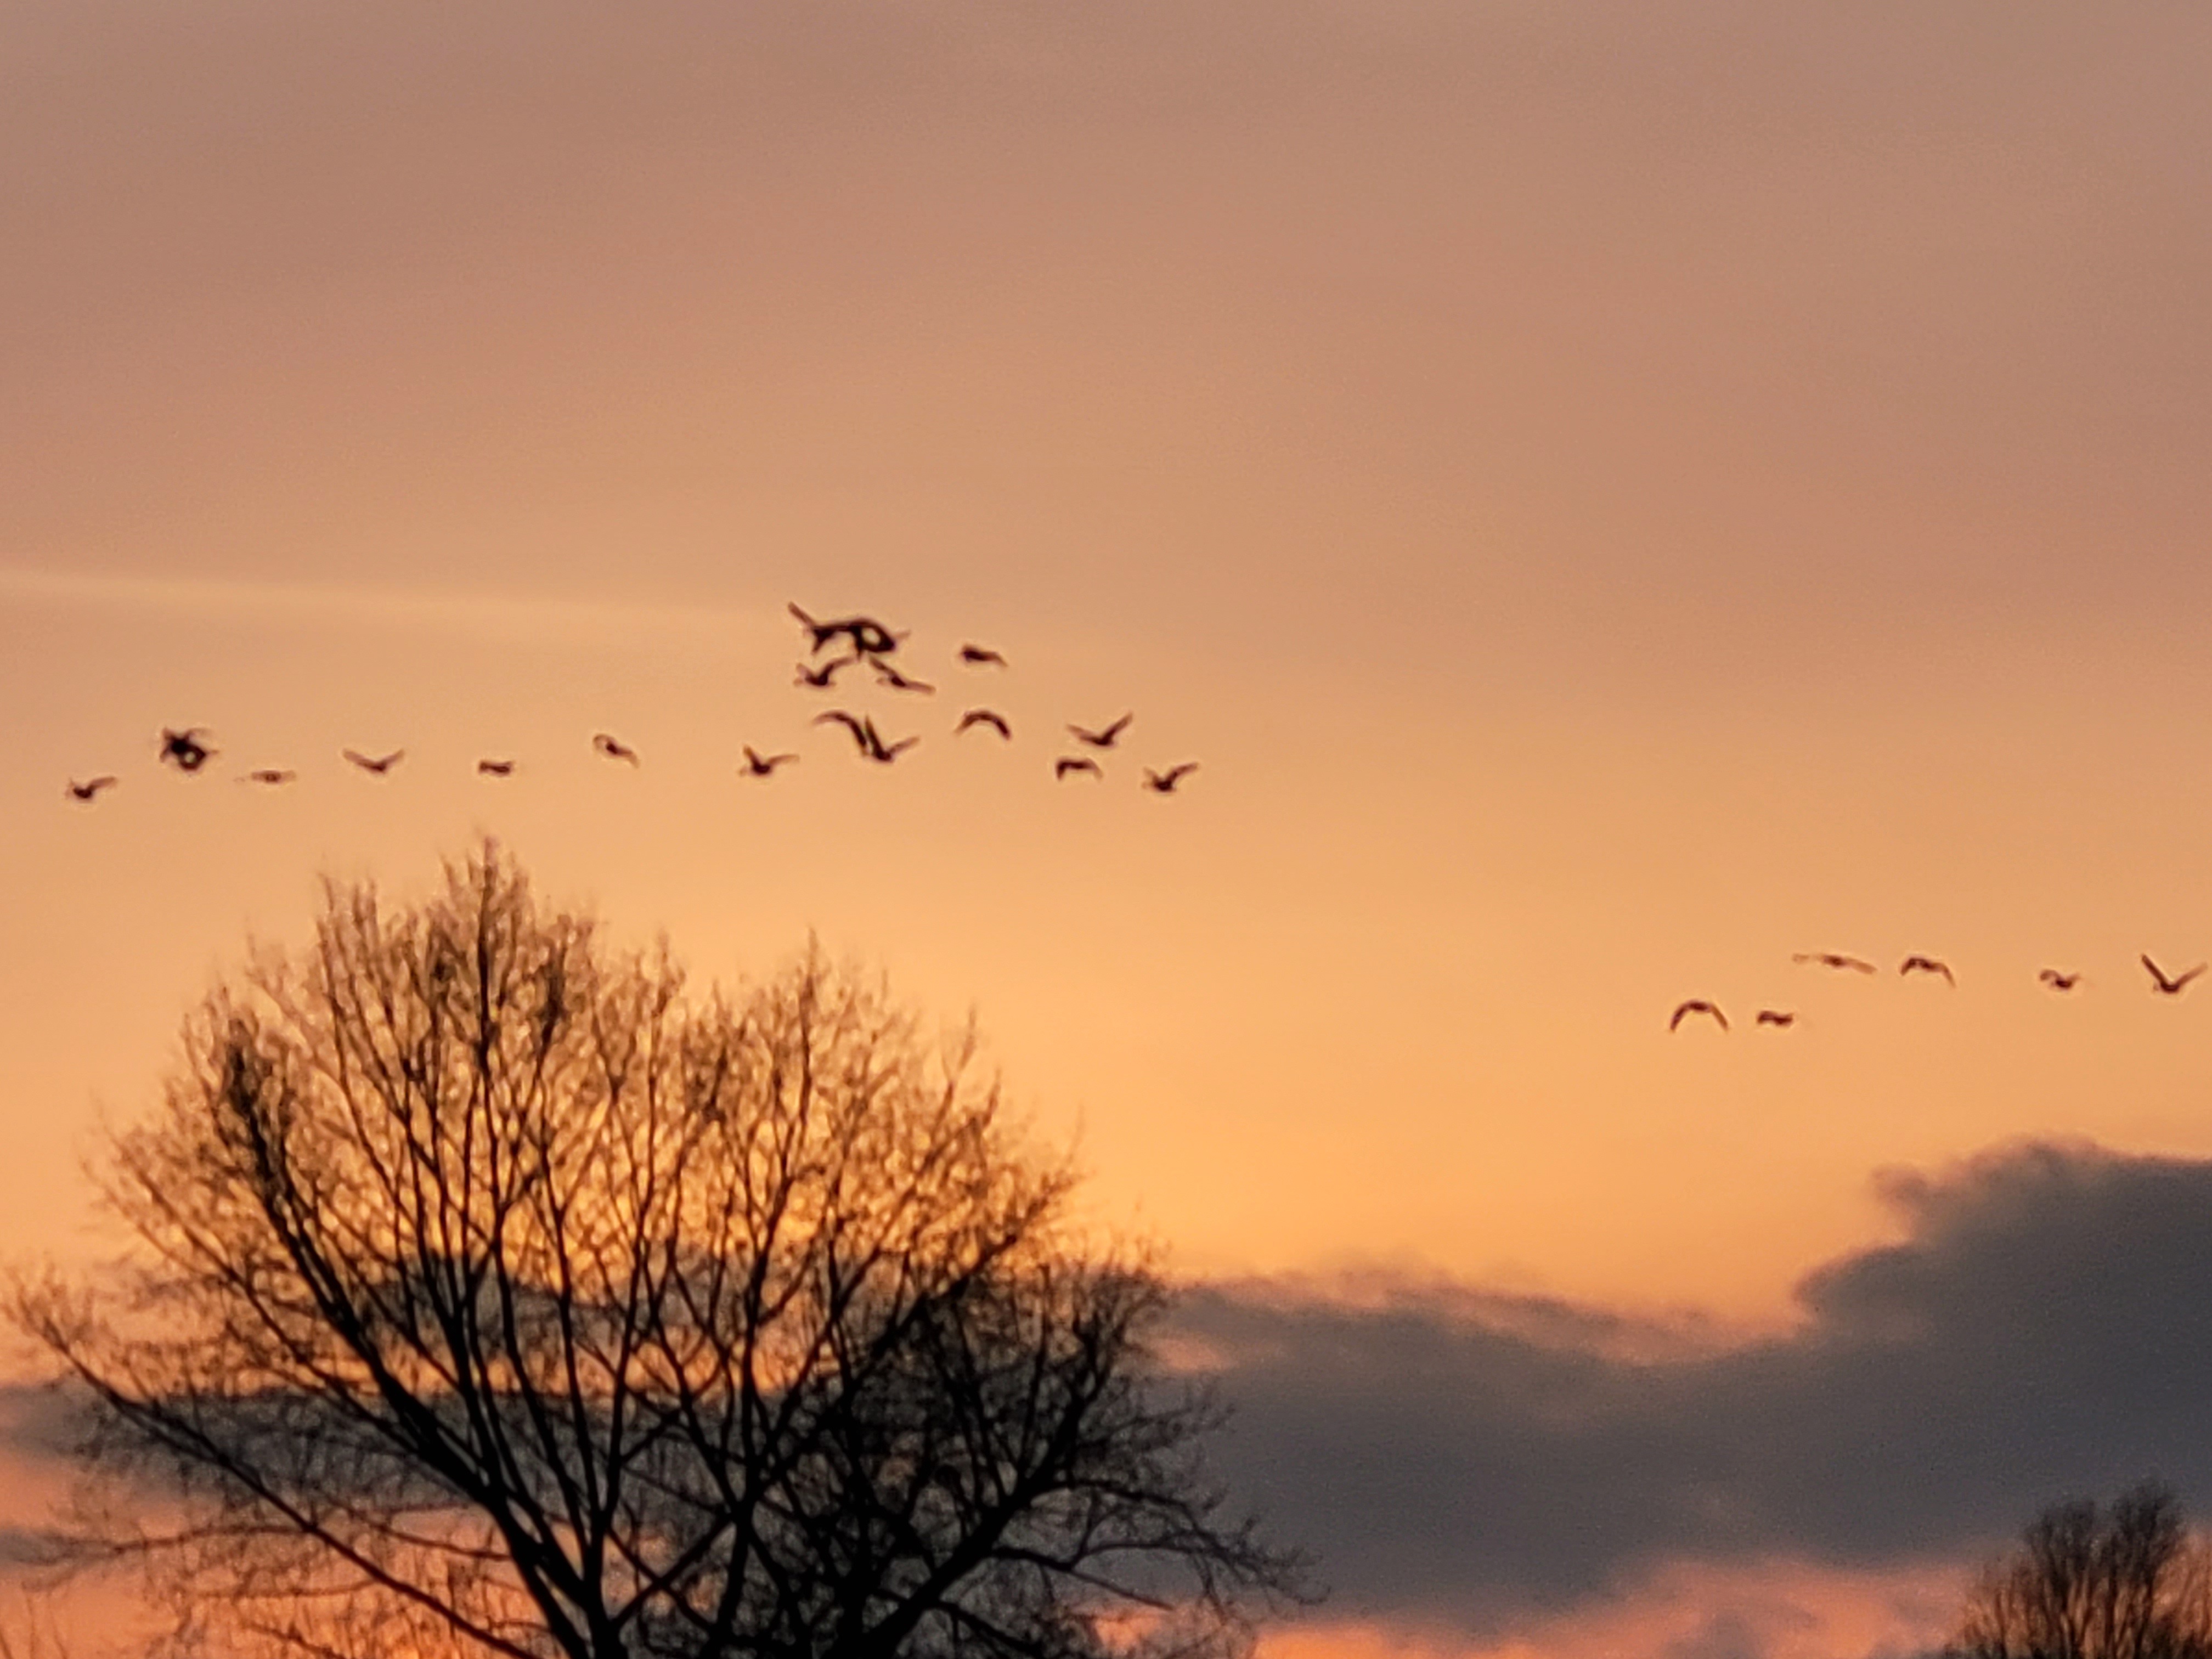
[[60, 602, 1203, 804], [1669, 951, 2209, 1033]]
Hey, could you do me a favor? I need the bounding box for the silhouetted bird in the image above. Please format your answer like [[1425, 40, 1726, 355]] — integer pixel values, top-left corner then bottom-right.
[[1793, 951, 1877, 974], [1900, 956, 1955, 985], [960, 644, 1008, 668], [957, 709, 1012, 739], [1669, 1000, 1728, 1032], [343, 748, 404, 775], [2039, 969, 2081, 992], [65, 776, 117, 802], [1755, 1010, 1796, 1028], [2142, 955, 2205, 996], [1069, 714, 1133, 749], [859, 716, 917, 763], [477, 758, 516, 776], [159, 727, 215, 772], [1143, 763, 1199, 793], [241, 769, 296, 786], [872, 661, 935, 695], [817, 711, 913, 763], [794, 657, 857, 689], [1055, 757, 1103, 781], [789, 603, 901, 658], [742, 746, 798, 777], [594, 733, 640, 765]]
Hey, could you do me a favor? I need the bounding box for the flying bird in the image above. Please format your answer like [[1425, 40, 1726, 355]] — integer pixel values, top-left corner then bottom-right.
[[477, 758, 516, 776], [593, 733, 640, 765], [2142, 955, 2205, 996], [2038, 969, 2081, 992], [64, 776, 117, 803], [1793, 952, 1877, 974], [956, 709, 1012, 739], [1055, 757, 1103, 781], [788, 603, 901, 658], [159, 727, 215, 772], [872, 661, 936, 695], [343, 748, 404, 775], [1068, 713, 1133, 749], [1143, 763, 1199, 793], [240, 769, 296, 786], [817, 711, 914, 763], [1669, 1000, 1728, 1032], [1900, 956, 1955, 985], [741, 746, 798, 777], [794, 657, 857, 689], [959, 644, 1008, 668], [1755, 1010, 1796, 1028]]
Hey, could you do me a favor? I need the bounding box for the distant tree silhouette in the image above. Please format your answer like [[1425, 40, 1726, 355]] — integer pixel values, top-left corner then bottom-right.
[[12, 843, 1302, 1659], [1947, 1482, 2212, 1659]]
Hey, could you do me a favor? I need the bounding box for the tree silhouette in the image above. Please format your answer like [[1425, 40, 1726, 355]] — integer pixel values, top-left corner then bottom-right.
[[12, 844, 1301, 1659], [1947, 1482, 2212, 1659]]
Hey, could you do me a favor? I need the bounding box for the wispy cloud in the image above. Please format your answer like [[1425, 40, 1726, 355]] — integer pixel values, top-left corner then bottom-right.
[[1185, 1140, 2212, 1640], [0, 566, 767, 652]]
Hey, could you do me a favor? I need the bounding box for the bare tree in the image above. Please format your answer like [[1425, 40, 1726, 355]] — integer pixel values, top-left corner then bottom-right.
[[1948, 1483, 2212, 1659], [12, 844, 1302, 1659]]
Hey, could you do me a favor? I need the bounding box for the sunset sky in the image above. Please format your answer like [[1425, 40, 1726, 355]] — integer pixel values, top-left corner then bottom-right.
[[8, 4, 2212, 1656]]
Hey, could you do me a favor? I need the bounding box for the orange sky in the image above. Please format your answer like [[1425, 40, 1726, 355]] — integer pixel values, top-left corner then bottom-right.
[[7, 4, 2212, 1655]]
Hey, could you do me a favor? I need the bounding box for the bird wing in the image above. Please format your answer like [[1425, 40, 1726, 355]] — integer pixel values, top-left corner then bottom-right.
[[2179, 965, 2209, 990], [789, 602, 839, 651], [2142, 955, 2170, 989], [815, 711, 869, 750], [1102, 713, 1133, 742]]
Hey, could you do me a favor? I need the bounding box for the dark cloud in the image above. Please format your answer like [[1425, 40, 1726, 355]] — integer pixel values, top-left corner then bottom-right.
[[1181, 1139, 2212, 1635], [0, 1383, 86, 1463]]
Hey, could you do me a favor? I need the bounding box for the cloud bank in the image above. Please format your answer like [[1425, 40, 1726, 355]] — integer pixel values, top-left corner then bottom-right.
[[1181, 1139, 2212, 1636]]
